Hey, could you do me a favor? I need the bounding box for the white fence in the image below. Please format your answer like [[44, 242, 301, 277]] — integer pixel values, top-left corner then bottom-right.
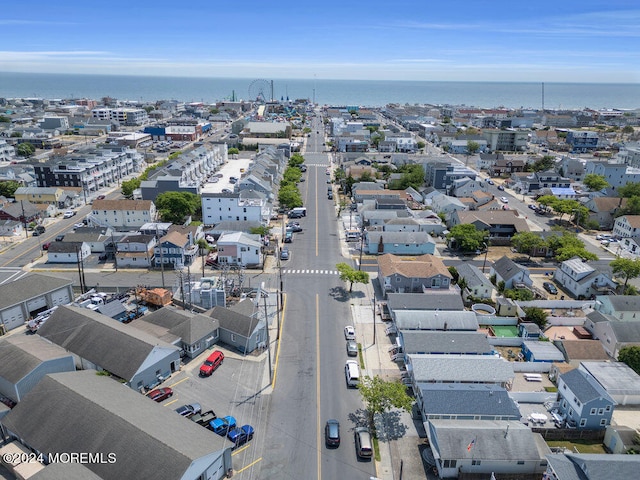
[[511, 362, 552, 373], [518, 300, 595, 309], [509, 391, 557, 403], [546, 316, 586, 326], [488, 338, 523, 347], [477, 316, 518, 326]]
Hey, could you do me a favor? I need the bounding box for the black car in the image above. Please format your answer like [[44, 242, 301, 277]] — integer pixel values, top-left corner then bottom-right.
[[325, 419, 340, 447], [543, 282, 558, 294]]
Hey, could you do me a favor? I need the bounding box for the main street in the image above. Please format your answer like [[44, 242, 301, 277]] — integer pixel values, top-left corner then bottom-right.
[[259, 118, 375, 480]]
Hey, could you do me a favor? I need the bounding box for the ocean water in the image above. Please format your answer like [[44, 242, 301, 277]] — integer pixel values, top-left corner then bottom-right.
[[0, 72, 639, 110]]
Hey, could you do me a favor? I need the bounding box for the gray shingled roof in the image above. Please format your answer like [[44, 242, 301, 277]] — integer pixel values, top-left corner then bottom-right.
[[609, 321, 640, 343], [1, 371, 228, 480], [387, 293, 464, 311], [29, 462, 104, 480], [560, 369, 614, 404], [210, 302, 261, 337], [492, 255, 528, 282], [394, 310, 479, 331], [409, 354, 514, 383], [605, 295, 640, 312], [0, 335, 72, 384], [37, 306, 179, 381], [546, 453, 640, 480], [579, 362, 640, 397], [454, 263, 494, 290], [429, 419, 548, 461], [401, 331, 491, 354], [419, 384, 520, 418], [523, 340, 565, 361], [0, 273, 73, 311]]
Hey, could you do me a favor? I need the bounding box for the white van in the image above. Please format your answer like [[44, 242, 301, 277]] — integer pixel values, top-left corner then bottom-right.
[[290, 207, 307, 217], [345, 360, 360, 388]]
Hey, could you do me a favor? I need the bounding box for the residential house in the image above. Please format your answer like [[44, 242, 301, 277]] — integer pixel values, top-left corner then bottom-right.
[[0, 335, 75, 403], [116, 234, 156, 268], [377, 253, 451, 294], [594, 295, 640, 319], [417, 384, 520, 422], [430, 193, 467, 219], [585, 161, 640, 191], [216, 232, 263, 267], [556, 368, 615, 429], [392, 310, 478, 331], [545, 453, 640, 480], [482, 128, 529, 152], [61, 228, 113, 254], [0, 370, 233, 480], [13, 187, 69, 209], [585, 197, 627, 230], [553, 257, 617, 298], [530, 129, 559, 146], [361, 209, 407, 226], [454, 263, 494, 300], [130, 305, 220, 359], [0, 219, 24, 237], [427, 420, 550, 479], [450, 210, 529, 241], [407, 355, 515, 386], [604, 428, 639, 455], [567, 130, 599, 152], [91, 199, 156, 229], [489, 158, 526, 177], [519, 322, 542, 339], [37, 306, 181, 391], [352, 189, 403, 203], [553, 340, 610, 366], [449, 177, 487, 198], [236, 173, 274, 200], [585, 310, 640, 359], [382, 217, 420, 232], [613, 215, 640, 239], [47, 241, 91, 264], [387, 291, 465, 313], [201, 190, 270, 225], [580, 361, 640, 406], [153, 230, 198, 268], [364, 231, 436, 255], [397, 331, 492, 357], [512, 170, 571, 194], [0, 200, 40, 224], [490, 255, 533, 289], [559, 156, 586, 181], [0, 273, 74, 332], [476, 153, 504, 170]]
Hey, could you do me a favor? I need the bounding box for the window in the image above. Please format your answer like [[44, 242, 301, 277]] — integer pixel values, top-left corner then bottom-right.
[[155, 369, 161, 376], [600, 418, 607, 426], [590, 408, 597, 415], [598, 408, 604, 415], [580, 419, 587, 427], [605, 405, 611, 412], [230, 334, 236, 342], [442, 460, 456, 469], [517, 461, 525, 465], [472, 460, 481, 466]]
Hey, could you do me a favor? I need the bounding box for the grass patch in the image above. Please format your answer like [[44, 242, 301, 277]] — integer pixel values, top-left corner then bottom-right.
[[372, 436, 381, 461], [544, 386, 558, 392], [546, 440, 607, 454], [358, 343, 365, 369]]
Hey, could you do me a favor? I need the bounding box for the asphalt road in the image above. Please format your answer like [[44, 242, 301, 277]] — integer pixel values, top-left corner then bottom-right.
[[260, 117, 375, 480]]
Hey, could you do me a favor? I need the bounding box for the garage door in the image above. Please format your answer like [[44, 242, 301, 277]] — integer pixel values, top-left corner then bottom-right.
[[27, 296, 47, 314], [1, 305, 25, 331], [51, 288, 71, 306]]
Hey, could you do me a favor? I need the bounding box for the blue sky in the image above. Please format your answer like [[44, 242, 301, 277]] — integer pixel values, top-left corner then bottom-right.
[[1, 0, 638, 82]]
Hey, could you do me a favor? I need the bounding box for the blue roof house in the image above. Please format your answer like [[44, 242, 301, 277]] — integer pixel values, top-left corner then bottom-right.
[[557, 369, 616, 429]]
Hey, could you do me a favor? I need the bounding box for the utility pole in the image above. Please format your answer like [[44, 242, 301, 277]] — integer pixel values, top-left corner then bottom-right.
[[260, 282, 273, 385], [372, 295, 377, 346], [20, 200, 28, 239]]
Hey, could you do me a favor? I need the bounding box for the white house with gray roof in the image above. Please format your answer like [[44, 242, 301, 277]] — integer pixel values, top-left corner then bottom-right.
[[585, 310, 640, 358], [406, 354, 514, 387], [0, 273, 74, 332], [490, 255, 532, 289], [37, 306, 181, 391], [427, 420, 550, 478], [0, 370, 233, 480], [579, 361, 640, 405], [454, 263, 494, 300], [545, 453, 640, 480], [209, 298, 269, 354], [364, 231, 436, 255], [594, 295, 640, 320], [392, 310, 479, 331], [217, 231, 263, 267], [554, 257, 616, 298], [398, 331, 491, 357], [386, 292, 465, 312]]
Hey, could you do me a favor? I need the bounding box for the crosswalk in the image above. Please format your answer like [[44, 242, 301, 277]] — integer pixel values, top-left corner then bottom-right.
[[281, 269, 339, 275], [0, 267, 28, 285]]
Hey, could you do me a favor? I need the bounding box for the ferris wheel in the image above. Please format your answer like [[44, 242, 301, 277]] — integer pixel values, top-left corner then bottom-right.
[[248, 79, 271, 103]]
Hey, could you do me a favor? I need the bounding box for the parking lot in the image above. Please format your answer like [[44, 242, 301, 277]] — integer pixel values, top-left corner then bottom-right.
[[201, 155, 253, 194], [153, 344, 269, 475]]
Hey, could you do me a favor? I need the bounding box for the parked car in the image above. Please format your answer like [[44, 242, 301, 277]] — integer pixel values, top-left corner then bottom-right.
[[148, 387, 173, 402], [287, 222, 302, 232], [221, 188, 232, 194], [300, 165, 307, 172], [210, 416, 237, 436], [63, 210, 76, 218], [284, 231, 293, 243], [73, 222, 84, 229], [280, 247, 290, 260], [497, 185, 505, 191], [596, 234, 612, 241], [346, 340, 358, 357], [190, 410, 217, 427], [486, 179, 495, 185], [528, 204, 537, 210], [325, 419, 340, 447], [175, 403, 202, 418], [328, 192, 333, 200], [96, 195, 106, 200], [344, 325, 355, 340], [500, 196, 509, 203], [227, 425, 254, 449], [354, 427, 373, 459], [42, 242, 51, 250], [543, 282, 558, 294], [55, 234, 65, 242], [199, 350, 224, 377]]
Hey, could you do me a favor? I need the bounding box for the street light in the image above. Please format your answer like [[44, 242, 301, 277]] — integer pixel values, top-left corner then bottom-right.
[[358, 226, 365, 271], [482, 241, 490, 273]]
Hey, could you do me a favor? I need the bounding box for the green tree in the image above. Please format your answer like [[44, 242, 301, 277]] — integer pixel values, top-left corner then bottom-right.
[[302, 127, 311, 134], [336, 262, 369, 292], [618, 346, 640, 373], [531, 155, 556, 172], [511, 232, 547, 259], [0, 115, 10, 123], [546, 232, 597, 262], [250, 226, 271, 236], [228, 147, 239, 155], [10, 132, 22, 138], [416, 141, 426, 150], [289, 153, 305, 168], [524, 306, 548, 329], [467, 140, 480, 155], [610, 258, 640, 290], [357, 375, 413, 433], [616, 196, 640, 217], [283, 167, 302, 184], [17, 143, 35, 157], [504, 288, 535, 301], [447, 224, 489, 252], [155, 191, 200, 223], [121, 178, 141, 198], [278, 185, 303, 209], [583, 173, 609, 192], [143, 105, 155, 113], [618, 182, 640, 198], [209, 108, 220, 114], [0, 180, 22, 198]]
